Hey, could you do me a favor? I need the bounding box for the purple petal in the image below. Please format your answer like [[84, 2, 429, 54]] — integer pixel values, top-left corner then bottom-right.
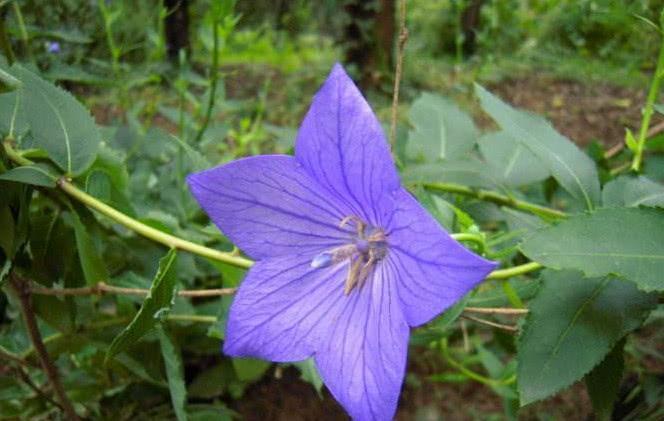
[[187, 155, 353, 259], [295, 64, 400, 228], [386, 189, 497, 327], [224, 252, 348, 362], [315, 264, 409, 420]]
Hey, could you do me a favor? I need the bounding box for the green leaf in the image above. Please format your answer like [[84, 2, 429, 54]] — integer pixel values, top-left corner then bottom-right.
[[0, 68, 21, 93], [232, 358, 270, 382], [0, 205, 14, 257], [478, 131, 549, 187], [15, 65, 101, 176], [401, 159, 498, 188], [70, 211, 108, 285], [520, 208, 664, 291], [585, 339, 625, 421], [625, 128, 638, 152], [517, 270, 655, 405], [475, 84, 600, 209], [293, 359, 324, 396], [0, 91, 28, 140], [158, 325, 188, 421], [602, 176, 664, 208], [407, 92, 478, 162], [0, 164, 58, 187], [106, 249, 178, 362]]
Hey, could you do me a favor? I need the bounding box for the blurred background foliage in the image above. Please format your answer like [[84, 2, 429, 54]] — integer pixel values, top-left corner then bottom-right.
[[0, 0, 663, 420]]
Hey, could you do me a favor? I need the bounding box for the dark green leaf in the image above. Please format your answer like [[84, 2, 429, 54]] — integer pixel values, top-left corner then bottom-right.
[[478, 131, 549, 187], [0, 164, 58, 187], [521, 207, 664, 291], [70, 211, 109, 285], [293, 359, 324, 396], [407, 93, 478, 161], [15, 65, 101, 176], [0, 68, 21, 93], [475, 84, 600, 209], [602, 176, 664, 207], [158, 325, 188, 421], [585, 339, 625, 421], [0, 91, 28, 140], [0, 206, 14, 258], [402, 159, 498, 188], [517, 270, 655, 405], [106, 249, 178, 362], [232, 358, 270, 382]]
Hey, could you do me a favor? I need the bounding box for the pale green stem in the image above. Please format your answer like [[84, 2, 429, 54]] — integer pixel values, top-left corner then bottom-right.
[[487, 262, 542, 280], [4, 142, 544, 280], [57, 178, 252, 269], [439, 338, 516, 387], [631, 32, 664, 171], [422, 182, 567, 220]]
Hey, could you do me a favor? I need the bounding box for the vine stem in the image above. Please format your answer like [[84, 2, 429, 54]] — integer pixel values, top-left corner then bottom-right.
[[631, 22, 664, 172], [30, 282, 237, 297], [3, 142, 544, 281], [56, 177, 253, 269], [9, 272, 80, 421], [389, 0, 408, 149], [487, 262, 541, 280], [193, 15, 220, 143], [461, 314, 518, 332], [423, 182, 567, 220]]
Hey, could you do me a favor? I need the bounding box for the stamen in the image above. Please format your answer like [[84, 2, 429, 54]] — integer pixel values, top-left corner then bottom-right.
[[311, 216, 388, 295]]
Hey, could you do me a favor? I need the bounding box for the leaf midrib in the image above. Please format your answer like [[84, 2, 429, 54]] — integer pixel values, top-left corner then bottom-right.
[[39, 89, 72, 174]]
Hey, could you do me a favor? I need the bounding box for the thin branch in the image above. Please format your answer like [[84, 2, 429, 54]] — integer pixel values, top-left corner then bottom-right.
[[30, 282, 236, 297], [464, 306, 528, 315], [461, 315, 518, 332], [14, 366, 64, 412], [604, 120, 664, 159], [0, 347, 38, 368], [423, 182, 567, 220], [9, 272, 80, 420], [389, 0, 408, 148]]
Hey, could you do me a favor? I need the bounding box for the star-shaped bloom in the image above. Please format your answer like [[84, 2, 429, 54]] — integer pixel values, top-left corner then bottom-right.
[[187, 64, 496, 420]]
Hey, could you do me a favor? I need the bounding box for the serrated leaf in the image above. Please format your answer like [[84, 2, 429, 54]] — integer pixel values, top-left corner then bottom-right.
[[521, 208, 664, 291], [602, 176, 664, 208], [517, 270, 655, 405], [15, 65, 101, 176], [407, 92, 478, 161], [106, 249, 178, 362], [478, 131, 549, 187], [475, 84, 600, 209], [585, 339, 625, 421], [158, 325, 188, 421], [70, 210, 108, 285], [0, 164, 58, 187]]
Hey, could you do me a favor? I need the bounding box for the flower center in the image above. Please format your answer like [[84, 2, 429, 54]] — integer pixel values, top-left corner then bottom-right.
[[310, 216, 387, 295]]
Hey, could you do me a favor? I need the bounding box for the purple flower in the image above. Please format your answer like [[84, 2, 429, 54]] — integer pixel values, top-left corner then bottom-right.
[[46, 41, 61, 54], [187, 64, 496, 420]]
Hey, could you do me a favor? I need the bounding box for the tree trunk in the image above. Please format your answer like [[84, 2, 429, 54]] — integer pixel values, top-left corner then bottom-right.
[[164, 0, 190, 61], [343, 0, 396, 89]]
